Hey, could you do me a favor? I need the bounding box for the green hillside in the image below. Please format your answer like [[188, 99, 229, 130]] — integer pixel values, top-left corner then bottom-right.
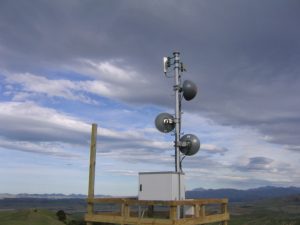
[[228, 194, 300, 225], [230, 211, 300, 225], [0, 209, 65, 225]]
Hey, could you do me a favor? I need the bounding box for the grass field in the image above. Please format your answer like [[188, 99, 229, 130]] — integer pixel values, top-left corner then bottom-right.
[[230, 211, 300, 225], [1, 207, 299, 225], [0, 209, 65, 225], [228, 195, 300, 225]]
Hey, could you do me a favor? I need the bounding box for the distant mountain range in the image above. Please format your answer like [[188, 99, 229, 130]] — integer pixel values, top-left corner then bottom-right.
[[186, 186, 300, 202], [1, 186, 300, 202], [0, 193, 107, 199]]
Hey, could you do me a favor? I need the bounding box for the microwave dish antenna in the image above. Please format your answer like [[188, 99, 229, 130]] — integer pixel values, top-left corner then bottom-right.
[[182, 80, 197, 101], [179, 134, 200, 156], [155, 113, 175, 133]]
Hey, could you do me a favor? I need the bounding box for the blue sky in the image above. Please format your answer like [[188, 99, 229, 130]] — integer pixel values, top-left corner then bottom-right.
[[0, 0, 299, 196]]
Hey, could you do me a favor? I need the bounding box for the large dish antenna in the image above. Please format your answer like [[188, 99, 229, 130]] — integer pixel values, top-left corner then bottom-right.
[[179, 134, 200, 156], [182, 80, 197, 101]]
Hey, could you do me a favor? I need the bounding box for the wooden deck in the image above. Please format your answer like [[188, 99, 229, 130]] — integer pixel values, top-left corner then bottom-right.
[[85, 197, 229, 225], [85, 125, 230, 225]]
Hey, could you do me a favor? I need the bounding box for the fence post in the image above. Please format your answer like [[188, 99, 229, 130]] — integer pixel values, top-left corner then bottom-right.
[[194, 204, 200, 218], [200, 204, 205, 218], [170, 205, 177, 220], [221, 203, 228, 225]]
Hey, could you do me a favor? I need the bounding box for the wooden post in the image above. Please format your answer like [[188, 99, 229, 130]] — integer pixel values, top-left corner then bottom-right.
[[121, 200, 130, 217], [87, 124, 97, 225], [200, 204, 205, 218], [169, 206, 177, 220], [125, 204, 130, 217], [221, 203, 228, 225], [221, 203, 227, 214], [194, 204, 200, 218]]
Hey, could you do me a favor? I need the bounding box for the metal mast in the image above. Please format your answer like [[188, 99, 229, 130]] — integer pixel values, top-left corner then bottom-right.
[[155, 51, 199, 173], [174, 52, 181, 173]]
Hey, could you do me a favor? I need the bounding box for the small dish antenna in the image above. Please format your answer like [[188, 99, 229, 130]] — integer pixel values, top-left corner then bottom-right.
[[155, 113, 175, 133]]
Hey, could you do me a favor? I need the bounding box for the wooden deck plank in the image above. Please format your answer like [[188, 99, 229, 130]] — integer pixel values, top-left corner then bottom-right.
[[85, 213, 229, 225], [85, 214, 173, 225]]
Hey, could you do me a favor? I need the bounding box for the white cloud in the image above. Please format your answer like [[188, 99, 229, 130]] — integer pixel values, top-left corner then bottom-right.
[[1, 72, 299, 190], [0, 102, 172, 161], [0, 139, 80, 158], [77, 80, 128, 99], [11, 91, 33, 101], [0, 101, 145, 141], [201, 144, 228, 154], [2, 60, 151, 103], [106, 169, 137, 177], [6, 72, 76, 97], [4, 72, 97, 104], [70, 59, 157, 104], [0, 101, 89, 132], [74, 59, 140, 83]]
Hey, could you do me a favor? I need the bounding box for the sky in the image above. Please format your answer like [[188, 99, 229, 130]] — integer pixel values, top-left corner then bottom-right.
[[0, 0, 299, 196]]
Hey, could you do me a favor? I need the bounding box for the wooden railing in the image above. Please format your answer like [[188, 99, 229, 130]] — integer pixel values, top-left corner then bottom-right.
[[85, 197, 229, 225]]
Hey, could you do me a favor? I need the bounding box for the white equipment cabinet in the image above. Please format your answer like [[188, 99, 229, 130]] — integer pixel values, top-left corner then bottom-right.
[[138, 172, 185, 201]]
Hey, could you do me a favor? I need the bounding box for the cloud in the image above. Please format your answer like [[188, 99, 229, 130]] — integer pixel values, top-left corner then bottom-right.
[[233, 156, 291, 175], [0, 101, 173, 160], [1, 0, 299, 150], [73, 59, 141, 83], [105, 169, 137, 177], [3, 72, 97, 104], [0, 101, 90, 143], [1, 59, 161, 105], [0, 101, 154, 143], [286, 145, 300, 152], [201, 144, 228, 155], [243, 156, 274, 171], [0, 0, 300, 192], [184, 155, 299, 189], [0, 139, 79, 158], [99, 147, 173, 166]]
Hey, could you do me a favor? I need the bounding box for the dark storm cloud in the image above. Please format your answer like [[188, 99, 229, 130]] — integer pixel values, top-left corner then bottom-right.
[[0, 0, 299, 148], [246, 157, 273, 171], [235, 156, 274, 172]]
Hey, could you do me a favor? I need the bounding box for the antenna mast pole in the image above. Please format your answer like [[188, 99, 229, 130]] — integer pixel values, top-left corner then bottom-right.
[[174, 52, 181, 173]]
